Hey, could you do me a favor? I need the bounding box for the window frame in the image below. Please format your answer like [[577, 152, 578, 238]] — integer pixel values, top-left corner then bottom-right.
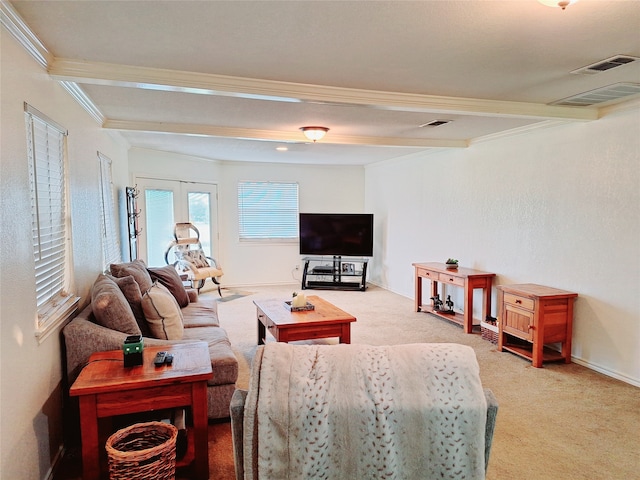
[[237, 181, 299, 243], [25, 103, 79, 342]]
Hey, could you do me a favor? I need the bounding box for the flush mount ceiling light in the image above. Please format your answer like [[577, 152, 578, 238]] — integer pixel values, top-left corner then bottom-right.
[[538, 0, 578, 10], [300, 126, 329, 142]]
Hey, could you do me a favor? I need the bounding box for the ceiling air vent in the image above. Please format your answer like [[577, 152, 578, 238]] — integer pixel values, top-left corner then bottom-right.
[[572, 55, 639, 75], [420, 120, 451, 128], [550, 83, 640, 107]]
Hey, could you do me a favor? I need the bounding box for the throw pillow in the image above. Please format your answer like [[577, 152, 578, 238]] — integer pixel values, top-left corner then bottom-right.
[[110, 259, 153, 293], [185, 250, 210, 268], [90, 274, 141, 336], [142, 281, 184, 340], [148, 265, 190, 308], [175, 245, 209, 269], [109, 274, 150, 337]]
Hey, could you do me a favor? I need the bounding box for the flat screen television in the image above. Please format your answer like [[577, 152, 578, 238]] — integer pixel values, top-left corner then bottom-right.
[[299, 213, 374, 257]]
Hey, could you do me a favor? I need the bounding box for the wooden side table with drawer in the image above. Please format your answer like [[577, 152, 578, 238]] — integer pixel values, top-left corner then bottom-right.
[[497, 283, 578, 368]]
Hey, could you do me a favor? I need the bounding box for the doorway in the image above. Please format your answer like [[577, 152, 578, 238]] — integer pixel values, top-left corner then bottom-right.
[[134, 177, 219, 268]]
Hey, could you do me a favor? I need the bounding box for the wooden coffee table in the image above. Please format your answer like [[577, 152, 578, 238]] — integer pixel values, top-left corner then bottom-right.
[[69, 342, 212, 480], [254, 295, 356, 344]]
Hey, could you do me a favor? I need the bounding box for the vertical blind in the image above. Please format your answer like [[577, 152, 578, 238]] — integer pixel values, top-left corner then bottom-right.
[[98, 152, 121, 269], [237, 182, 299, 240], [25, 104, 71, 322]]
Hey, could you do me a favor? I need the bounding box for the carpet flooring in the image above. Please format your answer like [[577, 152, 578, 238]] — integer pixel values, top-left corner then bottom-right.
[[55, 283, 639, 480]]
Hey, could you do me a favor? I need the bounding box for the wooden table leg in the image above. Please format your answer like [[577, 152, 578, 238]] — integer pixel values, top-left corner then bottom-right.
[[482, 279, 492, 323], [78, 395, 100, 480], [257, 314, 266, 345], [532, 325, 544, 368], [339, 323, 351, 344], [415, 271, 422, 312], [464, 281, 474, 334], [191, 382, 209, 479]]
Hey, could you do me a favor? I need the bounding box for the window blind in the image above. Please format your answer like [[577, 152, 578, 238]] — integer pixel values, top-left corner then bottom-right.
[[237, 182, 299, 240], [98, 152, 121, 269], [25, 103, 77, 336]]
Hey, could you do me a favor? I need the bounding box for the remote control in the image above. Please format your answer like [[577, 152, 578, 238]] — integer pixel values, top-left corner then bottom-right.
[[154, 351, 167, 366], [164, 354, 174, 366]]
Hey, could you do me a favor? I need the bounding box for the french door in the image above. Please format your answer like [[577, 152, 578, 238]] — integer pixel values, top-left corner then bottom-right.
[[134, 177, 219, 268]]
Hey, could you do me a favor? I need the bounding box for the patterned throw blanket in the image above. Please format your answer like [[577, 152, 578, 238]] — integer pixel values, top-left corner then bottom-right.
[[244, 343, 487, 480]]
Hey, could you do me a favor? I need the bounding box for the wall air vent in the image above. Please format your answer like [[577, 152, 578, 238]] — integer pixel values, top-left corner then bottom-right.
[[550, 83, 640, 107], [571, 55, 639, 75], [419, 120, 451, 128]]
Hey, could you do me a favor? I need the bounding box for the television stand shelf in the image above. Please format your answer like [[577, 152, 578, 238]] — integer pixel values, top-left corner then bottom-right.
[[302, 256, 368, 291]]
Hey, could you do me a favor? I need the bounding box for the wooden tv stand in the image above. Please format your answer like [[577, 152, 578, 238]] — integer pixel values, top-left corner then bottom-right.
[[413, 262, 495, 334]]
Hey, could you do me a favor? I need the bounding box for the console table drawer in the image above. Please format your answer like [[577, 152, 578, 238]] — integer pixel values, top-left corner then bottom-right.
[[439, 273, 465, 287], [503, 293, 535, 311], [416, 268, 437, 279]]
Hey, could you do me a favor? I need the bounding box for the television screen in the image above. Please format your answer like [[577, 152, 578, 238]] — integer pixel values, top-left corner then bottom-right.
[[299, 213, 373, 257]]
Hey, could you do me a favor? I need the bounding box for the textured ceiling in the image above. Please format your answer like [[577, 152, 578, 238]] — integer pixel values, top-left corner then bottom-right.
[[7, 0, 640, 165]]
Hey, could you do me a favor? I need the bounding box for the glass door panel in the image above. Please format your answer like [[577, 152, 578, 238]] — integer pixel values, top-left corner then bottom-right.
[[144, 189, 175, 267], [135, 177, 219, 268], [188, 191, 211, 256]]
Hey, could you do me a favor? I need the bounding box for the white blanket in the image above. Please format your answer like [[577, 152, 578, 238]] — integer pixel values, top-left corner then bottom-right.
[[244, 343, 487, 480]]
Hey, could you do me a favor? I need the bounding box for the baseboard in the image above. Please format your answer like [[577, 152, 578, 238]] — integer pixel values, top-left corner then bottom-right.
[[571, 356, 640, 387]]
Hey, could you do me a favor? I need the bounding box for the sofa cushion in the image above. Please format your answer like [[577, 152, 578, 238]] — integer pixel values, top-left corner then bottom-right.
[[110, 259, 153, 293], [90, 274, 141, 336], [182, 327, 238, 386], [181, 294, 220, 328], [142, 281, 184, 340], [148, 265, 190, 308], [109, 274, 150, 337]]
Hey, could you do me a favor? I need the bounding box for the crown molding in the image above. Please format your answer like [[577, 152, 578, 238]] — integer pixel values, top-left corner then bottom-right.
[[50, 58, 598, 122], [1, 1, 106, 126], [470, 120, 569, 146], [58, 81, 105, 125], [0, 0, 52, 68], [103, 119, 468, 149]]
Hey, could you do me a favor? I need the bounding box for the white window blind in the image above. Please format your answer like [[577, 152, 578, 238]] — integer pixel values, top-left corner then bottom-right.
[[98, 152, 121, 269], [25, 103, 78, 340], [237, 182, 299, 240]]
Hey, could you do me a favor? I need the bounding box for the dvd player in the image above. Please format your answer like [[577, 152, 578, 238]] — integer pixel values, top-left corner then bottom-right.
[[312, 266, 334, 274]]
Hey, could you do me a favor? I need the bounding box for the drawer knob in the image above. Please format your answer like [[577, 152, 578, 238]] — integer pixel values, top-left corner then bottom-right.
[[515, 299, 522, 304], [528, 325, 534, 330]]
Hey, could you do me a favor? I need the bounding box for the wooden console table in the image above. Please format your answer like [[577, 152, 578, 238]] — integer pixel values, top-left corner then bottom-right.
[[70, 342, 212, 480], [413, 262, 495, 334]]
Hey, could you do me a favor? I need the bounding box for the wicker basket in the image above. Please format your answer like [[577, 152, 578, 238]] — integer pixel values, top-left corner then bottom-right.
[[106, 421, 178, 480], [480, 321, 499, 344]]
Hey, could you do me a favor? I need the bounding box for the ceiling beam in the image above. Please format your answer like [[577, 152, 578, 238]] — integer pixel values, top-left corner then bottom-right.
[[50, 58, 599, 122], [102, 119, 469, 148]]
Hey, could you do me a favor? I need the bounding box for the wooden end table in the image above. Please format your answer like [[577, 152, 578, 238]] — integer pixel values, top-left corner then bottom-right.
[[69, 342, 212, 480], [498, 283, 578, 367], [254, 295, 356, 344]]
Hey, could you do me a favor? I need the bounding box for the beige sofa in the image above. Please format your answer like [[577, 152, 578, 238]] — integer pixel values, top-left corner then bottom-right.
[[63, 260, 238, 420]]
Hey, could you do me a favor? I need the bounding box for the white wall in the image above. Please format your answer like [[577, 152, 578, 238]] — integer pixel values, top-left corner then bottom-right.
[[365, 106, 640, 386], [128, 152, 365, 287], [0, 29, 129, 479]]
